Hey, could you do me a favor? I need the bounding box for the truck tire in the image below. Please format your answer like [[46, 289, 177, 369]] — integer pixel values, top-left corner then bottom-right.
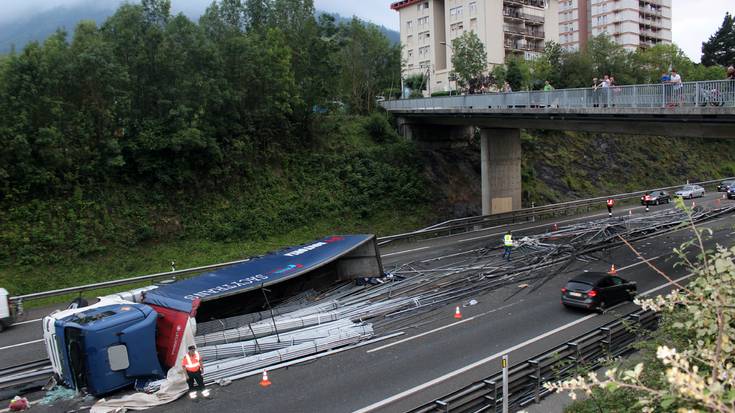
[[67, 297, 89, 310]]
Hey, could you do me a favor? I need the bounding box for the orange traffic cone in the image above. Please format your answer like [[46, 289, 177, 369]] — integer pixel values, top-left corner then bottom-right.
[[454, 306, 462, 319], [608, 264, 617, 275], [259, 370, 272, 388]]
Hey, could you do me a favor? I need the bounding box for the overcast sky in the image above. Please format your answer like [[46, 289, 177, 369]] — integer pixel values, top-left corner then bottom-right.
[[1, 0, 732, 62]]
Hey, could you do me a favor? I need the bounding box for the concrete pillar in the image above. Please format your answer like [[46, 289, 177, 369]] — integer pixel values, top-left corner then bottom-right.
[[481, 128, 522, 215]]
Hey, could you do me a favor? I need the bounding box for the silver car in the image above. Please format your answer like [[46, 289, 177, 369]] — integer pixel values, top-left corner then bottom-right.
[[675, 184, 705, 199]]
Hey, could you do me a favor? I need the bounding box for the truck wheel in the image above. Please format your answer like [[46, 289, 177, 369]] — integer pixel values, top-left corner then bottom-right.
[[67, 297, 89, 310]]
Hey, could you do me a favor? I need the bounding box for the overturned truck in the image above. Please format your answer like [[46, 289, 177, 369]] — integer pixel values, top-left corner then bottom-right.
[[42, 235, 383, 396]]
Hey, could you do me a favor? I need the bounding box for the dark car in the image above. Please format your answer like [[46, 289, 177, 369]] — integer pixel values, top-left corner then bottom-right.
[[561, 272, 637, 311], [728, 187, 735, 200], [718, 180, 735, 192], [640, 190, 670, 206]]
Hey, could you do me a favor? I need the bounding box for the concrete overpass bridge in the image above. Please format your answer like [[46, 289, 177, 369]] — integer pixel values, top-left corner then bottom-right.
[[381, 79, 735, 215]]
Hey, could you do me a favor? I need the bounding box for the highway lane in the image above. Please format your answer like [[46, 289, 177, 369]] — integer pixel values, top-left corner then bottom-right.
[[131, 202, 732, 412], [4, 193, 732, 411], [2, 191, 714, 367]]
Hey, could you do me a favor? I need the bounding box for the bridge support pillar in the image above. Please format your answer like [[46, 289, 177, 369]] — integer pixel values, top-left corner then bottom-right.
[[481, 128, 521, 215]]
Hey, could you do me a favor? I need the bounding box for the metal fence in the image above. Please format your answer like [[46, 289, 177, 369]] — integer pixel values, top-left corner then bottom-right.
[[407, 309, 659, 413], [381, 79, 735, 111]]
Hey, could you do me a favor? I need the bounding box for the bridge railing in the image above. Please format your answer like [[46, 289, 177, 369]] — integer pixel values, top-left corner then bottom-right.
[[382, 79, 735, 110]]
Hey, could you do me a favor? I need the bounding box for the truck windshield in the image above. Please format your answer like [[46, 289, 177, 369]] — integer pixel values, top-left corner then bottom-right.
[[64, 327, 87, 390]]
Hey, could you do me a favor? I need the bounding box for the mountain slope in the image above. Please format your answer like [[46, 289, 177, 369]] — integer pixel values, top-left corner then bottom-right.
[[0, 4, 400, 53]]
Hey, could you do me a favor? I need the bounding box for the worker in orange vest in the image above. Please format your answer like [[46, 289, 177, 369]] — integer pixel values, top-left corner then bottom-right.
[[183, 345, 205, 397], [606, 198, 615, 217]]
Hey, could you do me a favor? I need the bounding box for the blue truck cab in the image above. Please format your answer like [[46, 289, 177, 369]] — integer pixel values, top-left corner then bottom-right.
[[43, 302, 164, 395]]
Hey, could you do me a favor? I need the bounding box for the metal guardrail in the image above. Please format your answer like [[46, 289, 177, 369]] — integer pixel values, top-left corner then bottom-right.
[[8, 178, 732, 304], [0, 359, 53, 390], [381, 79, 735, 110], [407, 309, 659, 413], [378, 177, 734, 245]]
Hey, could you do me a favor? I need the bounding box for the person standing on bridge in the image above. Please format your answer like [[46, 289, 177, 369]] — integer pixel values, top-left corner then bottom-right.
[[183, 345, 206, 399], [606, 198, 615, 217], [502, 231, 513, 261]]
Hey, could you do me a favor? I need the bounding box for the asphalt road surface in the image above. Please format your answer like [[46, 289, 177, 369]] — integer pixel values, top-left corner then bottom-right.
[[5, 192, 733, 413]]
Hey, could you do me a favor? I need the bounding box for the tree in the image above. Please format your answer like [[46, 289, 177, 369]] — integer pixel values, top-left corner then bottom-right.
[[701, 12, 735, 67], [505, 56, 530, 91], [451, 31, 487, 89]]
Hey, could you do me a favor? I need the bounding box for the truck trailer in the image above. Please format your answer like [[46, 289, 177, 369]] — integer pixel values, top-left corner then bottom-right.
[[42, 235, 383, 396]]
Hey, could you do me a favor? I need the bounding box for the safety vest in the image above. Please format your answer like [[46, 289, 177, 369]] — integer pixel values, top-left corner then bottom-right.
[[183, 352, 201, 373], [606, 199, 614, 207], [504, 234, 513, 247]]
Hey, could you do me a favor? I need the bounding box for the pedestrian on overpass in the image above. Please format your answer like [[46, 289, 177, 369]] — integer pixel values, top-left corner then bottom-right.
[[183, 345, 205, 399], [606, 198, 615, 217], [502, 231, 513, 261]]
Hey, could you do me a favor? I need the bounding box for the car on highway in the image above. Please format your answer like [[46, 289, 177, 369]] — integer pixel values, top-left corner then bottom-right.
[[640, 190, 671, 205], [675, 185, 705, 199], [561, 272, 637, 312], [728, 187, 735, 200], [718, 180, 735, 192]]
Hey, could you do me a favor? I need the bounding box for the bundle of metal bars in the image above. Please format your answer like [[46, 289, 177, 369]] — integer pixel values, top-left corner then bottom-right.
[[196, 204, 735, 384]]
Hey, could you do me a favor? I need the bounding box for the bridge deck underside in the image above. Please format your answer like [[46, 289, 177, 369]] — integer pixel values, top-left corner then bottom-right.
[[392, 108, 735, 139]]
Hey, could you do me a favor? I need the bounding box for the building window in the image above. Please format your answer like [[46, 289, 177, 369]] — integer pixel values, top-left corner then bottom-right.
[[419, 31, 431, 45], [419, 46, 430, 57], [450, 6, 463, 20], [469, 2, 477, 15], [407, 49, 414, 58], [418, 16, 429, 26], [450, 22, 464, 38], [470, 18, 478, 32], [407, 34, 413, 45]]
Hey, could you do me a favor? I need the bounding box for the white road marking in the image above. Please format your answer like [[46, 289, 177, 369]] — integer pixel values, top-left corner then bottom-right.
[[13, 318, 42, 326], [0, 339, 44, 351], [352, 272, 694, 413], [367, 301, 521, 353], [383, 246, 431, 257]]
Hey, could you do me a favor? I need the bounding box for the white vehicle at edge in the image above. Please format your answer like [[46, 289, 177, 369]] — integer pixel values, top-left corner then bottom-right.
[[675, 184, 705, 199], [0, 288, 16, 332]]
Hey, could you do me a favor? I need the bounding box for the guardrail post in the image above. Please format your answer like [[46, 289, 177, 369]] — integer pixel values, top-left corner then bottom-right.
[[435, 400, 449, 413], [632, 87, 638, 108], [662, 83, 666, 108], [601, 326, 612, 358], [529, 359, 542, 403], [568, 342, 581, 368], [695, 82, 700, 107], [483, 379, 497, 409]]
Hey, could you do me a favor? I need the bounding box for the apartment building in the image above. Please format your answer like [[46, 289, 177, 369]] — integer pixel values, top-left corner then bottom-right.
[[391, 0, 560, 93], [558, 0, 671, 52]]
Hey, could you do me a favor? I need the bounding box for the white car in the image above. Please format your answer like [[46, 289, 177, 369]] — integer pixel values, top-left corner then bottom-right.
[[675, 185, 705, 199]]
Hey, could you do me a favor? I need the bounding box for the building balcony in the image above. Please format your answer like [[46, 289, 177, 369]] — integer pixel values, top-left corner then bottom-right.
[[505, 26, 546, 38], [503, 0, 546, 8], [503, 9, 545, 24], [504, 40, 545, 53]]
